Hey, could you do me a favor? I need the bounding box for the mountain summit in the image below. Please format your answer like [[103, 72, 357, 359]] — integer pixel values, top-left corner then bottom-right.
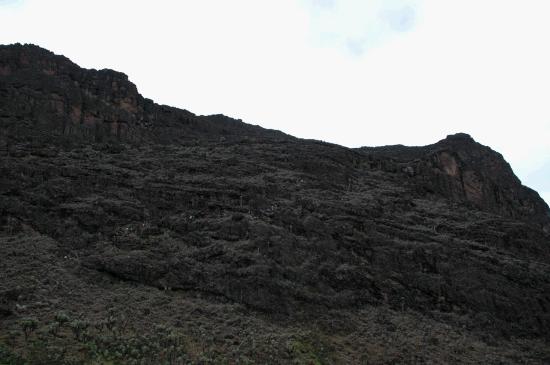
[[1, 44, 549, 364]]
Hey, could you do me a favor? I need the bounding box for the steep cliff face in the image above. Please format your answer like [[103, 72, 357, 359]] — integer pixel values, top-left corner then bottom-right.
[[0, 44, 144, 140], [360, 133, 550, 229], [427, 134, 549, 227], [1, 44, 550, 364], [0, 44, 289, 145]]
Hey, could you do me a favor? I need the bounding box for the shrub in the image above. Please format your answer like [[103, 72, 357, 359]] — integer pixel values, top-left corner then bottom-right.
[[54, 312, 70, 325], [45, 322, 60, 337], [69, 320, 89, 341], [19, 318, 38, 341]]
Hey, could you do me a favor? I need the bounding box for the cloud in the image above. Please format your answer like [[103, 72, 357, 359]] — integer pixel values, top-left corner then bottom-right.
[[309, 0, 335, 10], [0, 0, 23, 6], [381, 5, 416, 32], [304, 0, 420, 55]]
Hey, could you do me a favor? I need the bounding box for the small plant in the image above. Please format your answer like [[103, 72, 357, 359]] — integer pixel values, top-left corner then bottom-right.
[[69, 319, 89, 341], [54, 312, 70, 325], [45, 321, 60, 337], [19, 317, 38, 341], [105, 308, 118, 334]]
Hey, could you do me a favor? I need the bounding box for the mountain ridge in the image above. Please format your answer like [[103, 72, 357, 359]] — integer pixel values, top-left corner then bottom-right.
[[2, 43, 547, 228]]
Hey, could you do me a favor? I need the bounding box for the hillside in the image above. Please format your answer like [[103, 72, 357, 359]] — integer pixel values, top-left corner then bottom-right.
[[1, 44, 549, 364]]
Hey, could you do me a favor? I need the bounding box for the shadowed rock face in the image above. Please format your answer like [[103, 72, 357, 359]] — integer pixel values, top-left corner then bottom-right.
[[1, 44, 550, 363]]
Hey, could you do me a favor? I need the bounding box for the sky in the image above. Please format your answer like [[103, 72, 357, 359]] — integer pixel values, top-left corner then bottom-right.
[[1, 0, 549, 205]]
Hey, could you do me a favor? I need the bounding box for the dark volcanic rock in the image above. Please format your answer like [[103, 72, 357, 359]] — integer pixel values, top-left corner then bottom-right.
[[360, 133, 550, 229], [0, 43, 290, 145], [1, 44, 550, 364]]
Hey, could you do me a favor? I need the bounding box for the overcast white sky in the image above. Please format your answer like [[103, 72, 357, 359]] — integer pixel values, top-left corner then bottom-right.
[[1, 0, 549, 205]]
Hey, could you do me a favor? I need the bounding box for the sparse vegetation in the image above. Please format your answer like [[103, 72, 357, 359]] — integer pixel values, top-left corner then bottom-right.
[[68, 319, 89, 342]]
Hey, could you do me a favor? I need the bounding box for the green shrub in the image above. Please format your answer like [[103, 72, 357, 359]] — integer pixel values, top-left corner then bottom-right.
[[19, 317, 39, 341], [54, 312, 70, 325]]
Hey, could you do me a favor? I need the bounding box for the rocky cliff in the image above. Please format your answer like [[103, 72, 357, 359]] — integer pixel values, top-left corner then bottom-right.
[[0, 44, 289, 144], [1, 44, 549, 364], [361, 133, 550, 229]]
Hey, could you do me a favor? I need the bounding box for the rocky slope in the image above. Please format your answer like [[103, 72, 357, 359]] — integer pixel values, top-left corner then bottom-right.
[[1, 44, 549, 364]]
